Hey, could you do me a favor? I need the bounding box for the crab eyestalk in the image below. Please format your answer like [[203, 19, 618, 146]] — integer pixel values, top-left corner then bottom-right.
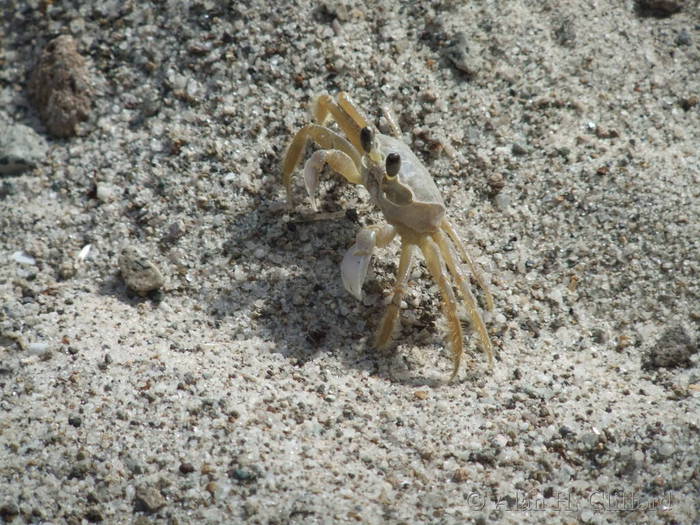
[[385, 152, 401, 178]]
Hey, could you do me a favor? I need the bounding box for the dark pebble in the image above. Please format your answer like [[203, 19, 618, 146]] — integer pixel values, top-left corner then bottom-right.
[[179, 462, 195, 474], [0, 502, 19, 521], [85, 508, 103, 522], [676, 29, 691, 46]]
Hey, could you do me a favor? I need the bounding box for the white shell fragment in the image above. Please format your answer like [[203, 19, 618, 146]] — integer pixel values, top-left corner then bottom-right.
[[118, 246, 164, 295], [77, 244, 92, 262], [12, 251, 36, 265]]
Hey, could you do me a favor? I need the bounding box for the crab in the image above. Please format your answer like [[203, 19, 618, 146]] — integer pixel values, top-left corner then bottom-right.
[[282, 91, 495, 380]]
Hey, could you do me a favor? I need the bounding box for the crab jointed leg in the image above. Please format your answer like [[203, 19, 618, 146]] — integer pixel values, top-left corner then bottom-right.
[[419, 236, 465, 381], [282, 124, 361, 206], [441, 219, 494, 312], [303, 150, 361, 211], [375, 239, 414, 349], [432, 228, 494, 368], [313, 93, 367, 153]]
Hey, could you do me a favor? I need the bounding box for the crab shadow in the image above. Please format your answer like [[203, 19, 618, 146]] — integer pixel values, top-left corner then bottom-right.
[[210, 198, 460, 387]]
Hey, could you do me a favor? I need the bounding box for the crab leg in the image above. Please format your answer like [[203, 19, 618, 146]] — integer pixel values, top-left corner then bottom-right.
[[342, 224, 396, 300], [419, 236, 464, 381], [337, 92, 370, 130], [441, 219, 494, 312], [312, 94, 364, 153], [375, 239, 413, 349], [303, 150, 362, 211], [381, 105, 403, 138], [282, 124, 361, 206], [433, 230, 494, 369]]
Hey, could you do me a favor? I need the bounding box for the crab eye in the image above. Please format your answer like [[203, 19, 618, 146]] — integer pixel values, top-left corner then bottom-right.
[[385, 153, 401, 178], [360, 127, 373, 153]]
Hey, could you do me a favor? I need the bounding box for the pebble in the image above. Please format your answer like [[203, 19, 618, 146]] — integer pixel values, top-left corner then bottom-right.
[[119, 246, 165, 296], [27, 342, 49, 355], [511, 142, 529, 156], [444, 33, 483, 78], [179, 462, 195, 474], [675, 29, 691, 46], [28, 35, 93, 138], [0, 502, 19, 521], [0, 117, 48, 175], [644, 325, 697, 369], [133, 487, 166, 513], [636, 0, 686, 16], [12, 252, 37, 265], [95, 183, 118, 202]]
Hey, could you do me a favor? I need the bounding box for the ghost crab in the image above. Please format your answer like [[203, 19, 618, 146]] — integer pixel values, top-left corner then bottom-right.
[[282, 91, 495, 380]]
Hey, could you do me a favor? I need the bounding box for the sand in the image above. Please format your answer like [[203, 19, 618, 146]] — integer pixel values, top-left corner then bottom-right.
[[1, 1, 698, 523]]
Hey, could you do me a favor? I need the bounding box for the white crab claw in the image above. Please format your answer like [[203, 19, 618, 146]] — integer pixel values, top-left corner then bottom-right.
[[303, 151, 326, 212], [342, 248, 371, 301], [341, 229, 377, 301]]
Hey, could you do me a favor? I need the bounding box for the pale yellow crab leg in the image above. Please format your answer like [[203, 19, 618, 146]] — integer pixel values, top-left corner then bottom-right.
[[419, 236, 464, 381], [303, 150, 362, 211], [441, 218, 495, 312], [312, 94, 364, 153], [282, 124, 361, 206], [337, 92, 370, 130], [375, 238, 413, 349], [433, 229, 494, 369], [381, 105, 402, 138]]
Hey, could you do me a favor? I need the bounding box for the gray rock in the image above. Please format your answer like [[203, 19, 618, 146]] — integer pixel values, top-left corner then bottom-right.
[[0, 117, 48, 175], [133, 487, 165, 513], [444, 33, 484, 78], [119, 246, 165, 296], [644, 325, 697, 369], [637, 0, 686, 16], [27, 35, 93, 138]]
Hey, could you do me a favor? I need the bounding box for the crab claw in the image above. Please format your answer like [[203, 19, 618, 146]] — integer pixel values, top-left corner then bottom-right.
[[341, 228, 377, 301], [303, 151, 326, 212]]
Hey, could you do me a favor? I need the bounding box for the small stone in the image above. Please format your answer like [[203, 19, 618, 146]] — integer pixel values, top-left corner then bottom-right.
[[166, 221, 185, 241], [133, 487, 166, 513], [68, 415, 82, 427], [579, 432, 599, 450], [644, 325, 697, 369], [444, 33, 483, 78], [229, 467, 258, 483], [119, 246, 165, 296], [84, 508, 103, 523], [452, 468, 470, 482], [487, 173, 506, 195], [179, 462, 195, 474], [595, 127, 619, 139], [0, 181, 16, 199], [0, 502, 19, 521], [636, 0, 686, 16], [553, 17, 576, 48], [656, 442, 674, 459], [0, 115, 48, 175], [95, 183, 118, 203], [28, 35, 93, 138], [676, 29, 691, 46], [511, 142, 529, 156], [680, 96, 699, 111]]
